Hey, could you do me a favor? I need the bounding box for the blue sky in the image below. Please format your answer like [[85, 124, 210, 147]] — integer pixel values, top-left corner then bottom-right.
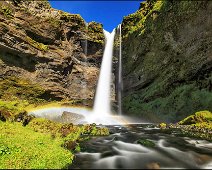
[[49, 1, 141, 32]]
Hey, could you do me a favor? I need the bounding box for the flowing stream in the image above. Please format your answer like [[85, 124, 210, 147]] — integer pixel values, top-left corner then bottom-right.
[[27, 28, 212, 169], [70, 124, 212, 169]]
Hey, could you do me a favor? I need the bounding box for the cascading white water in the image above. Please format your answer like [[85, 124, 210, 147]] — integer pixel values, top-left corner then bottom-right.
[[29, 28, 132, 125], [93, 29, 115, 116], [118, 24, 123, 115]]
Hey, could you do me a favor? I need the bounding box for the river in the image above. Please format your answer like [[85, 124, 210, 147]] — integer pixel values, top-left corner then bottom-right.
[[70, 124, 212, 169]]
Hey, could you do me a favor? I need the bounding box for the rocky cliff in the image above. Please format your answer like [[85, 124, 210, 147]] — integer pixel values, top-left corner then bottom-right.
[[0, 0, 104, 105], [121, 0, 212, 122]]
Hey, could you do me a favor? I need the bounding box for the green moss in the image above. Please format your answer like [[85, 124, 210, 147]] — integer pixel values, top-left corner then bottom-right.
[[28, 118, 63, 137], [0, 121, 73, 169], [137, 138, 155, 147], [29, 118, 109, 139], [159, 123, 166, 129], [122, 0, 164, 39], [60, 12, 85, 29], [123, 84, 212, 122], [0, 99, 30, 121], [0, 5, 13, 19], [179, 111, 212, 125], [46, 17, 61, 28], [26, 36, 48, 51], [87, 21, 104, 44], [0, 76, 46, 104], [0, 114, 110, 168]]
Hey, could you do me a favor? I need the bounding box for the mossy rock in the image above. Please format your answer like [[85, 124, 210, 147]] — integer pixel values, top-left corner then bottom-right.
[[60, 13, 85, 28], [87, 21, 104, 44], [0, 5, 14, 19], [159, 123, 167, 129], [137, 138, 155, 147], [0, 76, 47, 104], [26, 36, 48, 51], [0, 99, 31, 121], [28, 118, 63, 137], [179, 111, 212, 125]]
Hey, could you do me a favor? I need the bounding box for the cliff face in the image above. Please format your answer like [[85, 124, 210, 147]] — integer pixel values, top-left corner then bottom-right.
[[0, 1, 104, 104], [121, 1, 212, 122]]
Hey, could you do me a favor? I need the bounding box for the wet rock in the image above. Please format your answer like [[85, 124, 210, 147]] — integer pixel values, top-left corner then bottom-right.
[[63, 140, 77, 150], [0, 110, 7, 121], [101, 151, 115, 158], [137, 138, 155, 147], [146, 162, 160, 169], [14, 111, 35, 126], [61, 111, 85, 123]]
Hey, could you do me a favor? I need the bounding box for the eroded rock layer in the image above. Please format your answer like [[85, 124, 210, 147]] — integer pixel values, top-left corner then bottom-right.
[[0, 1, 104, 104]]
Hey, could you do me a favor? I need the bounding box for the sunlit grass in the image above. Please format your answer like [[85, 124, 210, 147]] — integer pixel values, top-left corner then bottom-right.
[[0, 121, 73, 169]]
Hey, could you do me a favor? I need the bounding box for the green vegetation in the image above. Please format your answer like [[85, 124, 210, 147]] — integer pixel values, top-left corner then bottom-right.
[[0, 5, 13, 19], [46, 17, 61, 28], [0, 117, 109, 168], [137, 138, 155, 147], [0, 100, 30, 121], [0, 76, 46, 104], [177, 110, 212, 140], [159, 123, 166, 129], [123, 84, 212, 122], [0, 121, 73, 169], [159, 111, 212, 141], [26, 36, 48, 51], [87, 21, 104, 44], [60, 12, 85, 29], [179, 111, 212, 125], [122, 0, 164, 39]]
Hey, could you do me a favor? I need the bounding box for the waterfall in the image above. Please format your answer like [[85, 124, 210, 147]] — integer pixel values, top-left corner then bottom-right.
[[118, 24, 123, 115], [93, 29, 115, 116]]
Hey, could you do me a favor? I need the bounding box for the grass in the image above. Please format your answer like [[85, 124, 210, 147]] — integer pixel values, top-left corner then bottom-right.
[[26, 37, 48, 52], [0, 121, 73, 169], [0, 116, 110, 168]]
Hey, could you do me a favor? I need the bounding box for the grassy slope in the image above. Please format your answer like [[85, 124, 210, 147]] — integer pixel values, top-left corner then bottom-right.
[[0, 121, 73, 169], [0, 118, 109, 169]]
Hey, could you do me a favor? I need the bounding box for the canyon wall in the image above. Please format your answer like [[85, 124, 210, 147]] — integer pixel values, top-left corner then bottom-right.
[[0, 1, 104, 105], [121, 0, 212, 122]]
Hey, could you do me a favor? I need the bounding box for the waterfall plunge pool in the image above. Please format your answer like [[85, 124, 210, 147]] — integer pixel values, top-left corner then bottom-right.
[[28, 106, 145, 125], [28, 106, 212, 169]]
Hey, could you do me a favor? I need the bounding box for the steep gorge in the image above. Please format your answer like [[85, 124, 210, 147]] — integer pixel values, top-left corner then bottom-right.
[[121, 0, 212, 122]]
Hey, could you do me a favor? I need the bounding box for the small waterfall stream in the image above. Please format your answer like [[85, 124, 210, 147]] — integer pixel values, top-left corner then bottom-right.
[[118, 24, 123, 115]]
